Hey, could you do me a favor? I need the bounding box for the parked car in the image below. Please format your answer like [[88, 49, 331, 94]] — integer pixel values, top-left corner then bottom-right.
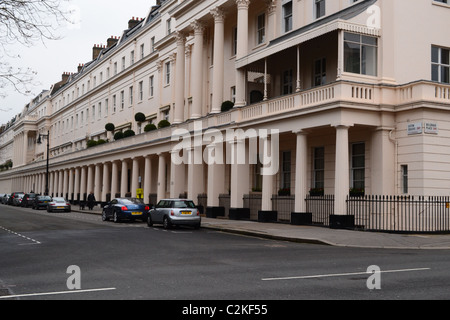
[[1, 194, 11, 204], [8, 192, 24, 205], [102, 198, 150, 223], [147, 199, 201, 229], [22, 193, 38, 208], [47, 197, 71, 212], [12, 194, 25, 206], [33, 195, 52, 210]]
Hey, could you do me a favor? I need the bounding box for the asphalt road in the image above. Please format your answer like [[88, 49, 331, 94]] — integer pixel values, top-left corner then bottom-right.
[[1, 204, 449, 304]]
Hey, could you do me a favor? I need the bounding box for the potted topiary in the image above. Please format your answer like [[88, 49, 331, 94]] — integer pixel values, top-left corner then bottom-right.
[[144, 123, 157, 132], [87, 140, 98, 148], [221, 100, 234, 112], [105, 123, 115, 132], [135, 112, 146, 123], [114, 131, 124, 141], [158, 119, 171, 129], [123, 129, 135, 138]]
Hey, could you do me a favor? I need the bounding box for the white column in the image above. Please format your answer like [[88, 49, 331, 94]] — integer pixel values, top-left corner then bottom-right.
[[174, 32, 186, 124], [74, 167, 80, 201], [157, 153, 166, 202], [87, 165, 94, 196], [68, 168, 74, 201], [62, 169, 68, 199], [95, 164, 102, 200], [190, 20, 205, 119], [334, 125, 350, 215], [143, 155, 152, 204], [58, 170, 63, 197], [187, 147, 204, 204], [102, 162, 111, 202], [211, 7, 225, 114], [80, 166, 87, 201], [206, 144, 225, 208], [22, 131, 28, 165], [235, 0, 250, 107], [294, 130, 308, 212], [170, 151, 185, 199], [261, 136, 274, 211], [296, 45, 301, 92], [111, 161, 119, 198], [230, 139, 249, 208], [120, 160, 128, 197], [337, 29, 344, 80], [371, 127, 395, 195], [131, 157, 140, 198]]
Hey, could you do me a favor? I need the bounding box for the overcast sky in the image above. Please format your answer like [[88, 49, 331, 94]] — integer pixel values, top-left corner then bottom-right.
[[0, 0, 157, 124]]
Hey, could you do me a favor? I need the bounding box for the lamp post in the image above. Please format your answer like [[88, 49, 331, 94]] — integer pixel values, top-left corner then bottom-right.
[[37, 131, 50, 196]]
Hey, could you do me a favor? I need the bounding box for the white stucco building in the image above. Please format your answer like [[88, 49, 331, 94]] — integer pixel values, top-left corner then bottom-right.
[[1, 0, 450, 228]]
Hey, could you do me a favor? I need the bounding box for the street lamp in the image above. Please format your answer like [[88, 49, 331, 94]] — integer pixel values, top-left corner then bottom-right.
[[37, 130, 50, 196]]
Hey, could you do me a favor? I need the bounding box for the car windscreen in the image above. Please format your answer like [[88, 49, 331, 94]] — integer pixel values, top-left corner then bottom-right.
[[53, 198, 66, 203], [119, 199, 143, 205], [172, 200, 196, 208]]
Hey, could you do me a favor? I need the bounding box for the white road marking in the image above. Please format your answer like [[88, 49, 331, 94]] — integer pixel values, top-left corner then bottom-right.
[[0, 226, 41, 245], [0, 287, 116, 299], [262, 268, 431, 281]]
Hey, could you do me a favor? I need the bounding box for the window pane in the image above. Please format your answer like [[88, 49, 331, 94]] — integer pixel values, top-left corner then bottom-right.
[[431, 46, 440, 63], [362, 44, 377, 76], [442, 49, 450, 65], [344, 32, 360, 43], [442, 66, 450, 83], [362, 36, 377, 46], [344, 42, 360, 74], [432, 64, 439, 81]]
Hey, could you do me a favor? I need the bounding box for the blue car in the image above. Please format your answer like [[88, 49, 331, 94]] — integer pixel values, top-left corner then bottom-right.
[[102, 198, 150, 223]]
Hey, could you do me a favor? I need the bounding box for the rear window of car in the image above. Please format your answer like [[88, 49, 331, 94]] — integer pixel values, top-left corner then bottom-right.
[[119, 199, 142, 205], [38, 196, 52, 201], [54, 198, 66, 203], [172, 200, 196, 208]]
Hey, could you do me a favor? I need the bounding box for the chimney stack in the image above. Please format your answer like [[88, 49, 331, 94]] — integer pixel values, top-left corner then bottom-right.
[[107, 36, 119, 48], [77, 64, 84, 73], [128, 17, 141, 29], [92, 44, 104, 60], [62, 72, 70, 83]]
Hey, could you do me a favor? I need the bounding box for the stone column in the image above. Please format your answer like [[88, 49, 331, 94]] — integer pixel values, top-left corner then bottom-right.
[[235, 0, 250, 107], [294, 130, 308, 213], [111, 161, 119, 198], [74, 167, 80, 202], [143, 155, 152, 204], [157, 153, 166, 202], [174, 32, 186, 124], [94, 163, 102, 202], [211, 7, 225, 114], [190, 20, 205, 119], [334, 125, 350, 216], [68, 168, 74, 202], [120, 160, 128, 197], [229, 139, 250, 219], [102, 162, 111, 202], [80, 166, 87, 201], [170, 150, 186, 199], [131, 157, 140, 198]]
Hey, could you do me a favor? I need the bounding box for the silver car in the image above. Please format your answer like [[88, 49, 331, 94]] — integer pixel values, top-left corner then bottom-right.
[[147, 199, 201, 229], [47, 197, 71, 212]]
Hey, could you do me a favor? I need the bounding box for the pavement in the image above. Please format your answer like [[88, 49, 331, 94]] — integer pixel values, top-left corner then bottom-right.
[[73, 206, 450, 250]]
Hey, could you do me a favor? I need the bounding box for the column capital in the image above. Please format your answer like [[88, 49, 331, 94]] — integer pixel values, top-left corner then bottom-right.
[[267, 0, 277, 15], [210, 7, 226, 23], [191, 20, 205, 35], [174, 31, 186, 45], [236, 0, 251, 10]]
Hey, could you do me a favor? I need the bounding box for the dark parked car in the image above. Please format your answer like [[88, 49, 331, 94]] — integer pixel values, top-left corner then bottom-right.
[[33, 195, 52, 210], [102, 198, 150, 223], [1, 194, 10, 204], [8, 192, 24, 205], [22, 193, 38, 208]]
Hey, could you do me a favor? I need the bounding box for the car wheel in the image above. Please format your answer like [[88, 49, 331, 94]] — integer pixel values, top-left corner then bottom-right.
[[113, 211, 120, 223], [102, 210, 109, 221], [147, 215, 153, 227], [163, 216, 171, 230]]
